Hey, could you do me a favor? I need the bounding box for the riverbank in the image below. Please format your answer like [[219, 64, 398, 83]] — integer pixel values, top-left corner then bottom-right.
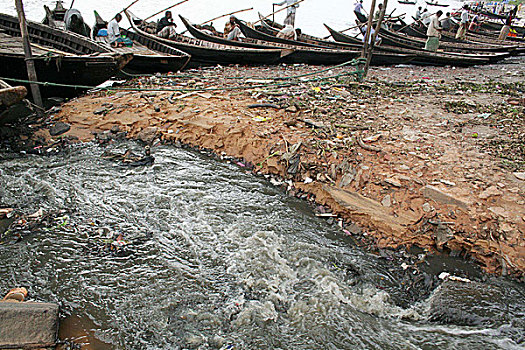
[[25, 58, 525, 277]]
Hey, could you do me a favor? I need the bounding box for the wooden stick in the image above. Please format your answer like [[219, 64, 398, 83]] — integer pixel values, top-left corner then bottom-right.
[[199, 7, 254, 26], [322, 13, 404, 39], [254, 0, 305, 25], [362, 0, 377, 57], [144, 0, 191, 21], [180, 7, 253, 34], [14, 0, 43, 113], [365, 0, 389, 75], [70, 0, 76, 9]]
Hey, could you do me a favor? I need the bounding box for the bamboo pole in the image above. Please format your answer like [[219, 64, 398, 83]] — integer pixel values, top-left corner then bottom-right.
[[14, 0, 43, 113], [144, 0, 191, 21], [362, 0, 377, 58], [365, 0, 389, 75], [180, 7, 253, 34], [198, 7, 254, 26], [112, 0, 141, 20], [254, 0, 305, 25], [323, 13, 404, 39]]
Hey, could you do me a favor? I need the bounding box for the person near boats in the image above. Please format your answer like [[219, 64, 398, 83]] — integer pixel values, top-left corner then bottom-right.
[[276, 24, 299, 40], [156, 11, 177, 39], [498, 11, 513, 40], [224, 16, 242, 41], [374, 3, 389, 29], [455, 5, 469, 40], [425, 10, 443, 52], [415, 6, 423, 20], [359, 24, 381, 44], [421, 9, 432, 26], [440, 12, 454, 32], [468, 14, 481, 32], [64, 9, 91, 37], [354, 0, 368, 24], [107, 13, 123, 46], [274, 0, 300, 26]]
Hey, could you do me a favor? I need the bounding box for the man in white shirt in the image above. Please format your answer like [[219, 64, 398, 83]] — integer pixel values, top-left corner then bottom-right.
[[455, 5, 469, 40], [107, 13, 122, 46], [421, 9, 431, 25], [415, 6, 422, 20], [274, 0, 300, 26], [354, 0, 368, 23], [425, 10, 443, 51]]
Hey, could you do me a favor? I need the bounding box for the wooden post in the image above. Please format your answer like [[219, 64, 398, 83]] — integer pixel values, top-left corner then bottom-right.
[[15, 0, 44, 113], [364, 0, 389, 76], [362, 0, 377, 58]]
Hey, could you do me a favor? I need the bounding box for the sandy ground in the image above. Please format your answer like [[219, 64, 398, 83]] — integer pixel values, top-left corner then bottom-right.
[[41, 57, 525, 276]]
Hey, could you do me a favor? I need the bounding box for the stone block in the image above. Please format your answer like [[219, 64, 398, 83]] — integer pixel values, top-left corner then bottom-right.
[[0, 302, 59, 348], [421, 185, 468, 209]]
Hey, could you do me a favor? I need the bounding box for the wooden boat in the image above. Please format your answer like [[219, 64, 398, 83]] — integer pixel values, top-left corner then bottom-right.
[[125, 11, 284, 68], [92, 12, 190, 73], [0, 13, 132, 97], [406, 23, 525, 52], [425, 1, 449, 7], [228, 18, 415, 65], [481, 20, 525, 36], [42, 1, 91, 37], [324, 24, 493, 66], [379, 28, 518, 55], [0, 80, 28, 125], [179, 16, 393, 66], [247, 16, 494, 66]]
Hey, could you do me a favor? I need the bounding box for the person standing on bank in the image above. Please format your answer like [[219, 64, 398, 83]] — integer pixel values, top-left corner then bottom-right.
[[456, 5, 469, 40], [274, 0, 300, 26], [425, 10, 443, 52]]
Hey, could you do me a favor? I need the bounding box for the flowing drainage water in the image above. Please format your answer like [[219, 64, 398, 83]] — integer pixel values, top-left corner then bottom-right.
[[0, 143, 523, 349]]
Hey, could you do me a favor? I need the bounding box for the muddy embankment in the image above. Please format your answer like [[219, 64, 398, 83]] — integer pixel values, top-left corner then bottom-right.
[[27, 62, 525, 277]]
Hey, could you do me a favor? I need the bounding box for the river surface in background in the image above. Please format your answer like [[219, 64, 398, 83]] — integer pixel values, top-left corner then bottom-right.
[[0, 142, 524, 349], [1, 0, 464, 38]]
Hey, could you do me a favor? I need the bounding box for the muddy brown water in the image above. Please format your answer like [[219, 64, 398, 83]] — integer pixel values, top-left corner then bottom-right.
[[0, 142, 523, 349]]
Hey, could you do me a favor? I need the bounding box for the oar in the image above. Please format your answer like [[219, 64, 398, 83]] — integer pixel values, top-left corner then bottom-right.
[[199, 7, 254, 26], [121, 0, 141, 14], [144, 0, 191, 21], [322, 13, 404, 39], [254, 0, 305, 26], [112, 0, 141, 20], [180, 7, 253, 34]]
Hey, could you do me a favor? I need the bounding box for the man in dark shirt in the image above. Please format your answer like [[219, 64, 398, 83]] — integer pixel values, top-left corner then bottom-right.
[[157, 11, 177, 38]]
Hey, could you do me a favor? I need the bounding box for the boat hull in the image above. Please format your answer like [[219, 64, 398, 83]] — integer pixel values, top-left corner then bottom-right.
[[0, 52, 131, 97]]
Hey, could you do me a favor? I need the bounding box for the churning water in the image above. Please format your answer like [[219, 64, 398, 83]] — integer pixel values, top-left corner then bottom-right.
[[0, 143, 523, 349]]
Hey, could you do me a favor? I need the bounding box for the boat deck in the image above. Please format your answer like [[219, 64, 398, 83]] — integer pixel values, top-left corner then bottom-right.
[[0, 31, 72, 56], [95, 36, 172, 57]]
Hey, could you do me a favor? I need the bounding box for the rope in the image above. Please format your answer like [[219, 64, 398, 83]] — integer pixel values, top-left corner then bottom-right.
[[0, 59, 365, 93]]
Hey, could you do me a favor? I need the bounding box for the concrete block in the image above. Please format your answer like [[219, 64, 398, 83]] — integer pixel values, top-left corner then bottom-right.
[[0, 302, 59, 348]]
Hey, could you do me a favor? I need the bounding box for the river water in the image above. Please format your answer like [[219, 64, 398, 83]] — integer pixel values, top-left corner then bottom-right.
[[0, 143, 524, 349]]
